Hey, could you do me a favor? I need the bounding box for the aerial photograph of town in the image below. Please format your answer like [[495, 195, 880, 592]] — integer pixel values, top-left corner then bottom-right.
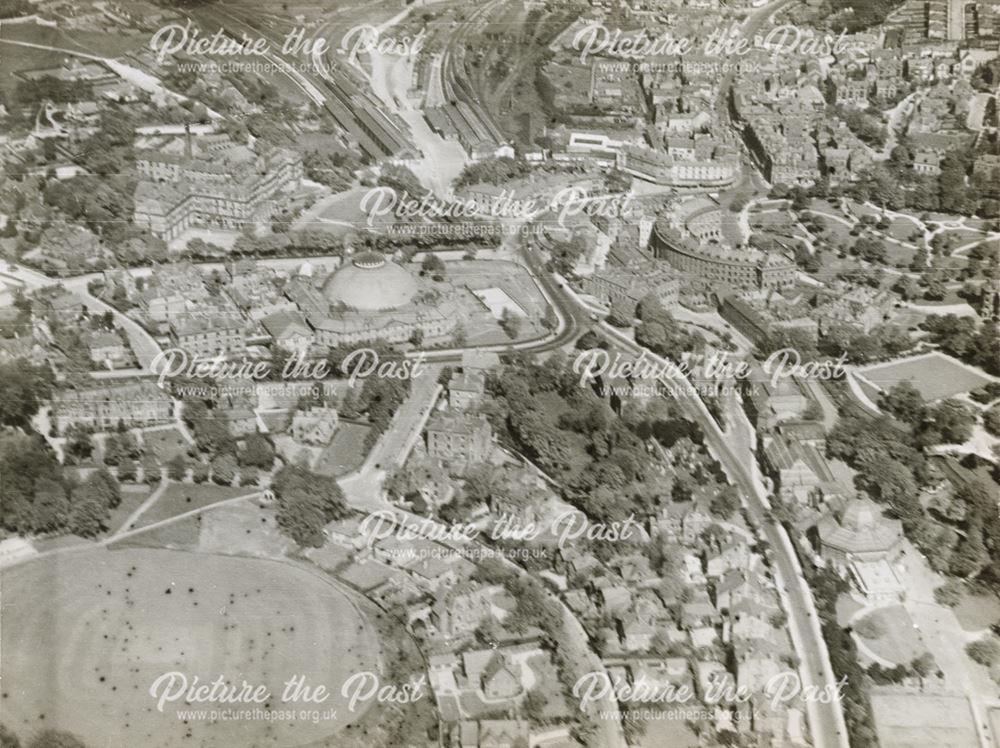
[[0, 0, 998, 746]]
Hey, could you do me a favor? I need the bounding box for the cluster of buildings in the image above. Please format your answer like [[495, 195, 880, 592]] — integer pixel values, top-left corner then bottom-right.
[[100, 251, 474, 359], [133, 131, 303, 242], [424, 102, 507, 161], [892, 0, 1000, 44], [321, 506, 575, 743], [341, 344, 817, 744], [555, 448, 805, 743], [718, 280, 897, 348], [732, 60, 825, 187]]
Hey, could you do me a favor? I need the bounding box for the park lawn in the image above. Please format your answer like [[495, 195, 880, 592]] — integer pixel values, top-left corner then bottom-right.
[[810, 214, 855, 251], [106, 483, 155, 535], [856, 605, 927, 666], [141, 427, 190, 463], [883, 238, 916, 267], [198, 503, 292, 558], [0, 547, 376, 747], [300, 187, 379, 234], [939, 227, 986, 247], [131, 483, 252, 529], [750, 210, 795, 231], [953, 590, 1000, 633], [315, 421, 372, 476], [887, 216, 922, 243], [111, 513, 202, 550], [836, 593, 865, 626]]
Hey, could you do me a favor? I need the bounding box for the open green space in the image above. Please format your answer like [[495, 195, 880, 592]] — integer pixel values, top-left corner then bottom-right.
[[953, 590, 1000, 633], [106, 483, 155, 534], [315, 421, 371, 476], [130, 483, 252, 530], [855, 605, 927, 666], [857, 353, 995, 402], [0, 547, 377, 748], [141, 428, 190, 463]]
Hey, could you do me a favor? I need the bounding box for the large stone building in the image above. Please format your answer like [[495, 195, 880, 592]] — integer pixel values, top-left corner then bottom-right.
[[817, 498, 907, 603], [133, 133, 302, 241], [651, 200, 796, 290], [581, 261, 681, 319], [286, 251, 459, 348], [425, 411, 493, 464], [170, 316, 247, 358], [51, 381, 173, 432], [617, 143, 740, 188]]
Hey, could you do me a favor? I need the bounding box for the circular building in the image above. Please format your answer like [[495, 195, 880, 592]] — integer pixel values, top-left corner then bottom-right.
[[322, 251, 418, 311], [817, 497, 903, 566]]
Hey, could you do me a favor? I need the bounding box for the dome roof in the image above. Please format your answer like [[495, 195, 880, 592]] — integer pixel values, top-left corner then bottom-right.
[[841, 498, 880, 531], [322, 252, 418, 311]]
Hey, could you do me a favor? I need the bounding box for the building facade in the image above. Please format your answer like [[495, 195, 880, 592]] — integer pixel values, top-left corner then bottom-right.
[[51, 381, 173, 432], [133, 135, 303, 241]]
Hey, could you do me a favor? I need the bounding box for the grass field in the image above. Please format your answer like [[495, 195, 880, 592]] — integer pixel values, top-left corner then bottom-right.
[[141, 428, 190, 463], [0, 21, 142, 94], [131, 483, 253, 529], [199, 504, 293, 559], [883, 237, 916, 266], [855, 605, 926, 665], [953, 590, 1000, 632], [315, 422, 371, 476], [0, 548, 378, 748], [112, 514, 202, 550], [298, 188, 376, 235], [886, 216, 921, 243], [857, 352, 995, 401], [107, 484, 155, 534]]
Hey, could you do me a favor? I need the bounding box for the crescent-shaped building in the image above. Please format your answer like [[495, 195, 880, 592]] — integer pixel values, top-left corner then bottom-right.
[[650, 199, 796, 291]]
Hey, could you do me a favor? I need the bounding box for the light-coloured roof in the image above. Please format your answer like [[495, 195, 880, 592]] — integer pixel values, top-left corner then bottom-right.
[[321, 252, 417, 311]]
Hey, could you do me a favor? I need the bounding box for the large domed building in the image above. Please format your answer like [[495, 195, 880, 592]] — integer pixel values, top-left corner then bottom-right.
[[281, 250, 459, 348], [322, 251, 418, 311]]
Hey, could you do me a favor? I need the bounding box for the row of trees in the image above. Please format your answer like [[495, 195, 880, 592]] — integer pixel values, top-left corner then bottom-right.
[[178, 397, 276, 486], [0, 358, 53, 430]]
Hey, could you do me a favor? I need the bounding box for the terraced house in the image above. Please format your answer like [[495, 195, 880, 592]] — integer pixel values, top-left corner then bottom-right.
[[50, 381, 173, 432]]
